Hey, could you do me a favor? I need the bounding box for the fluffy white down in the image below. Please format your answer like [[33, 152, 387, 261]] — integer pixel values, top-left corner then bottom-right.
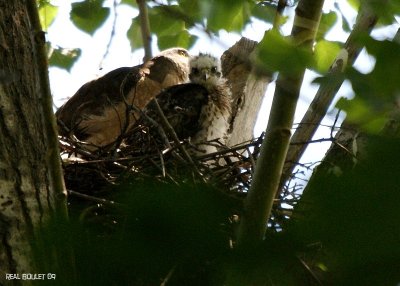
[[188, 54, 231, 155]]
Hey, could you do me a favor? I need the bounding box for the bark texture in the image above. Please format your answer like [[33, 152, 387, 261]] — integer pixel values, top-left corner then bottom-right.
[[0, 1, 66, 283], [221, 37, 270, 147]]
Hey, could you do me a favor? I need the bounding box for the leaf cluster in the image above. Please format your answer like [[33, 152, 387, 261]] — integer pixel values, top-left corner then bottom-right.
[[337, 37, 400, 132], [288, 136, 400, 285]]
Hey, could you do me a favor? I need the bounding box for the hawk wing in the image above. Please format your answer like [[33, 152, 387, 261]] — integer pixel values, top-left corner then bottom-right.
[[56, 48, 189, 148], [56, 66, 140, 141]]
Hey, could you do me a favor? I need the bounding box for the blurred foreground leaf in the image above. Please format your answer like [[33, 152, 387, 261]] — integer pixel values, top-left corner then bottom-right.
[[38, 2, 59, 30], [289, 136, 400, 285], [49, 47, 81, 71], [253, 29, 314, 76], [70, 0, 110, 35]]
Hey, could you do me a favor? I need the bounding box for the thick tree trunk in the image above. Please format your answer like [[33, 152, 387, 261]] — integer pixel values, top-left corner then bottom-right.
[[221, 37, 270, 147], [0, 1, 67, 284]]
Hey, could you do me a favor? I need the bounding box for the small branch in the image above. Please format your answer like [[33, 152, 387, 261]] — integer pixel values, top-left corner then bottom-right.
[[290, 137, 333, 145], [150, 99, 204, 180], [136, 0, 152, 61], [99, 0, 118, 70], [68, 190, 122, 207], [296, 255, 324, 285], [160, 264, 177, 286], [59, 137, 98, 159]]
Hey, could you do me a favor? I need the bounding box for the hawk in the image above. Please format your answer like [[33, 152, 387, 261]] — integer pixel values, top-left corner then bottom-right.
[[137, 53, 232, 155], [56, 48, 190, 148]]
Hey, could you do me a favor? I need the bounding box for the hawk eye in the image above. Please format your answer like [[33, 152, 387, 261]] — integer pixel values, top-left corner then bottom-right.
[[211, 66, 218, 73], [191, 68, 200, 75], [179, 50, 188, 56]]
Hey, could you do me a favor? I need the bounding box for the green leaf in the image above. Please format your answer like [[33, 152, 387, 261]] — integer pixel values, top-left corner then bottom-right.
[[341, 14, 352, 33], [204, 0, 253, 32], [120, 0, 137, 8], [148, 5, 198, 50], [317, 11, 338, 41], [158, 31, 198, 50], [289, 136, 400, 284], [38, 3, 59, 30], [49, 47, 81, 71], [336, 95, 387, 134], [251, 1, 276, 24], [347, 38, 400, 102], [334, 2, 352, 33], [313, 40, 342, 73], [178, 0, 202, 25], [70, 0, 110, 35], [363, 39, 400, 98], [253, 29, 314, 76], [364, 0, 400, 25], [346, 0, 360, 11], [127, 16, 143, 51], [148, 6, 185, 36], [179, 0, 252, 32]]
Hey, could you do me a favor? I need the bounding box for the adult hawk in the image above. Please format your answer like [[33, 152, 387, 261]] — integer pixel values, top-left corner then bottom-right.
[[56, 48, 190, 148], [137, 53, 232, 155]]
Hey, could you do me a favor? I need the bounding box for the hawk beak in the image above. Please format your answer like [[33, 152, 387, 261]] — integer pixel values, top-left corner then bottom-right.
[[201, 70, 209, 81]]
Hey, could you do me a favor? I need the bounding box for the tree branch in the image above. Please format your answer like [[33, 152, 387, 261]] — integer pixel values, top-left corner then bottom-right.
[[236, 0, 325, 247], [136, 0, 152, 61], [280, 4, 379, 190]]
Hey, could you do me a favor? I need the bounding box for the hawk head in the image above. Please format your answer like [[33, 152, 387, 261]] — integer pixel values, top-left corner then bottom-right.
[[189, 53, 222, 89]]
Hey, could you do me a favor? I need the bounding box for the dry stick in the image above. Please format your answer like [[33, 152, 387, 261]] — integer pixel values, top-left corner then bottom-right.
[[296, 255, 324, 286], [59, 139, 98, 159], [160, 265, 177, 286], [280, 6, 379, 190], [99, 0, 118, 70], [68, 190, 123, 207], [136, 0, 152, 61], [195, 137, 261, 161], [150, 98, 205, 180], [148, 158, 180, 185]]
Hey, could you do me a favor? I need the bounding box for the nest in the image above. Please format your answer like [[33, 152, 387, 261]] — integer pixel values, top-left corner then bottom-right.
[[60, 124, 302, 232], [60, 128, 262, 194]]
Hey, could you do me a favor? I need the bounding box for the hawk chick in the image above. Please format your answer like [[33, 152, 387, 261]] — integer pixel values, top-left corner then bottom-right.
[[56, 48, 190, 149], [189, 53, 231, 154], [137, 53, 231, 155]]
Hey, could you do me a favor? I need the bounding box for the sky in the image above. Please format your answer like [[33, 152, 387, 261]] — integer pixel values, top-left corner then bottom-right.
[[46, 0, 398, 172]]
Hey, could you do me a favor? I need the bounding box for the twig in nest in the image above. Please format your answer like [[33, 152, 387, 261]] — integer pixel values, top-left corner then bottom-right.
[[160, 264, 177, 286], [148, 158, 179, 185], [137, 107, 173, 150], [68, 190, 122, 207], [59, 137, 97, 159], [158, 149, 166, 178], [150, 98, 204, 180], [246, 147, 256, 174]]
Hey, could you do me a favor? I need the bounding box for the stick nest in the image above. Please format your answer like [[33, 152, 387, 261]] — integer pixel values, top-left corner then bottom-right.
[[60, 128, 301, 231]]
